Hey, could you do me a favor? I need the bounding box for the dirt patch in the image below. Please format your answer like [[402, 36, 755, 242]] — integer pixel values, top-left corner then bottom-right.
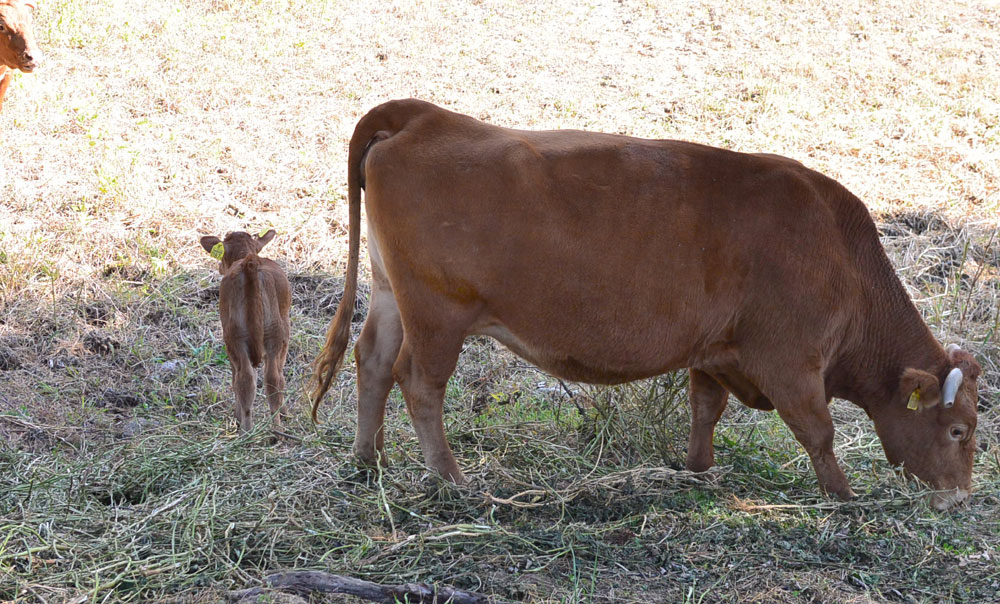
[[100, 389, 145, 411], [83, 330, 120, 355], [0, 346, 21, 370], [189, 285, 220, 309], [101, 263, 149, 284], [877, 210, 949, 237], [288, 273, 369, 321], [876, 209, 993, 292]]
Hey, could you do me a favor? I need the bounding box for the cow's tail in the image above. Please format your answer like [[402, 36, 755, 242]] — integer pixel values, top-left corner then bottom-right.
[[310, 99, 429, 423], [242, 255, 265, 368]]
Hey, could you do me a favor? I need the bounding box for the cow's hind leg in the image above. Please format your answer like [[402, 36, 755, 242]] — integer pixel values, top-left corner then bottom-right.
[[686, 368, 730, 472], [353, 273, 403, 468], [392, 329, 465, 483], [764, 374, 854, 499]]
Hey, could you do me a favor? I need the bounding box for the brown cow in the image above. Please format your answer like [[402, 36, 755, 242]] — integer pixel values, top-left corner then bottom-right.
[[311, 99, 980, 510], [0, 1, 41, 112], [201, 230, 291, 433]]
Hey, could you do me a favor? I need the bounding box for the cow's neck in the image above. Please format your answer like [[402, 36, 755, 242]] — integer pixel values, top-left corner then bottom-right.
[[830, 202, 948, 410], [844, 298, 945, 408]]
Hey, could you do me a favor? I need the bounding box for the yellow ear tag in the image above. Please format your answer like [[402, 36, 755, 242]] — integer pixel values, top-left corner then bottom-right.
[[258, 227, 271, 238], [907, 388, 921, 410], [210, 242, 224, 261]]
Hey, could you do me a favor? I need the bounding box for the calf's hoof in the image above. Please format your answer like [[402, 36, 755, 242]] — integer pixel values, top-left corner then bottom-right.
[[930, 489, 969, 512], [824, 485, 856, 501], [354, 449, 389, 471], [439, 467, 467, 485], [685, 456, 714, 474]]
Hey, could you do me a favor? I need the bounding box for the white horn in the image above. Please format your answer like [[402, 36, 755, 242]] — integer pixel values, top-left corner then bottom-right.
[[942, 367, 963, 408], [945, 343, 961, 355]]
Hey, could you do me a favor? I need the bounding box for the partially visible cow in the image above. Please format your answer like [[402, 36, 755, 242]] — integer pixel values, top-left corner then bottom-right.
[[201, 230, 291, 433], [311, 99, 981, 510], [0, 1, 42, 112]]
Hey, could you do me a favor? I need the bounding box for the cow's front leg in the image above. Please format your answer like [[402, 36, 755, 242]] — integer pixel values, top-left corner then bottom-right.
[[0, 70, 11, 112], [768, 376, 854, 499], [686, 368, 730, 472]]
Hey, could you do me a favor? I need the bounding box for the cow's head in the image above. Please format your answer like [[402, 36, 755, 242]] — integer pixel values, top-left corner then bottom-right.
[[874, 344, 980, 511], [200, 230, 276, 273], [0, 1, 42, 73]]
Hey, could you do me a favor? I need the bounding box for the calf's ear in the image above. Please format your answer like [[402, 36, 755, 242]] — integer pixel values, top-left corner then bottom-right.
[[200, 236, 222, 255], [255, 229, 276, 250], [899, 368, 941, 411]]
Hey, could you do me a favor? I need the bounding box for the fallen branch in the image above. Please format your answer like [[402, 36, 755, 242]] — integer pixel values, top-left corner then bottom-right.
[[228, 570, 504, 604], [728, 492, 924, 514], [485, 465, 725, 508], [361, 523, 496, 566]]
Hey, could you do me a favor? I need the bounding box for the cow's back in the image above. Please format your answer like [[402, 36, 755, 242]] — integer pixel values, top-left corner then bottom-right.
[[361, 109, 864, 383]]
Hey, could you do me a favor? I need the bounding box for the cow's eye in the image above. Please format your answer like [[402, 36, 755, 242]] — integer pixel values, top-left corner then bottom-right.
[[0, 23, 7, 33], [949, 425, 968, 441]]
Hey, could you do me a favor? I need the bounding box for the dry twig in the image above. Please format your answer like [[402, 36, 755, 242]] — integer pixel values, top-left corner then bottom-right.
[[227, 570, 505, 604]]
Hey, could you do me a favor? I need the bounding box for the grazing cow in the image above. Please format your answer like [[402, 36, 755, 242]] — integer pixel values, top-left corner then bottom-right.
[[201, 230, 291, 433], [0, 1, 41, 112], [311, 99, 980, 510]]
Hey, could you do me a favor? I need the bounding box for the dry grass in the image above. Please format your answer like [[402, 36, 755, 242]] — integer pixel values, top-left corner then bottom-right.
[[1, 0, 999, 602]]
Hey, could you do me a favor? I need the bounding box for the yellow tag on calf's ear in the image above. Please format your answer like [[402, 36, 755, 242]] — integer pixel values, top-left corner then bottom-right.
[[258, 227, 271, 238], [907, 388, 921, 410], [210, 242, 224, 261]]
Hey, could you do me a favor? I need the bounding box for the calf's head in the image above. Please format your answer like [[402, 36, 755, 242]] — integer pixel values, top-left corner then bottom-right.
[[874, 345, 980, 511], [0, 1, 42, 73], [200, 229, 276, 272]]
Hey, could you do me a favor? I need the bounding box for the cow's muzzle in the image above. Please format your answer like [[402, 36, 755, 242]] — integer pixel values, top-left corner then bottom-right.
[[19, 50, 42, 72], [930, 488, 969, 511]]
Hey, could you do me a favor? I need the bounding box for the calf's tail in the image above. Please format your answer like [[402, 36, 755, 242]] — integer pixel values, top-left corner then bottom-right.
[[310, 99, 431, 423], [242, 255, 265, 368]]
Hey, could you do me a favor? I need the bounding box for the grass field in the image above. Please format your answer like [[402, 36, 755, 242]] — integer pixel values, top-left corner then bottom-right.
[[1, 0, 999, 602]]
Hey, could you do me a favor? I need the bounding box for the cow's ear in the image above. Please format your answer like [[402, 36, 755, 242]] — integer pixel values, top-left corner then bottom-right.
[[900, 368, 942, 411], [255, 229, 276, 250]]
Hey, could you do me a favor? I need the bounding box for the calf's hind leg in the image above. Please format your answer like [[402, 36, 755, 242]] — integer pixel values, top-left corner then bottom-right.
[[352, 274, 403, 468], [686, 369, 730, 472], [231, 354, 256, 433], [264, 341, 288, 430]]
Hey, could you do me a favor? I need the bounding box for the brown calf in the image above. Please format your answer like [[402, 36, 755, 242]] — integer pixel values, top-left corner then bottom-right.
[[201, 230, 291, 433], [0, 1, 41, 112], [312, 99, 980, 510]]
